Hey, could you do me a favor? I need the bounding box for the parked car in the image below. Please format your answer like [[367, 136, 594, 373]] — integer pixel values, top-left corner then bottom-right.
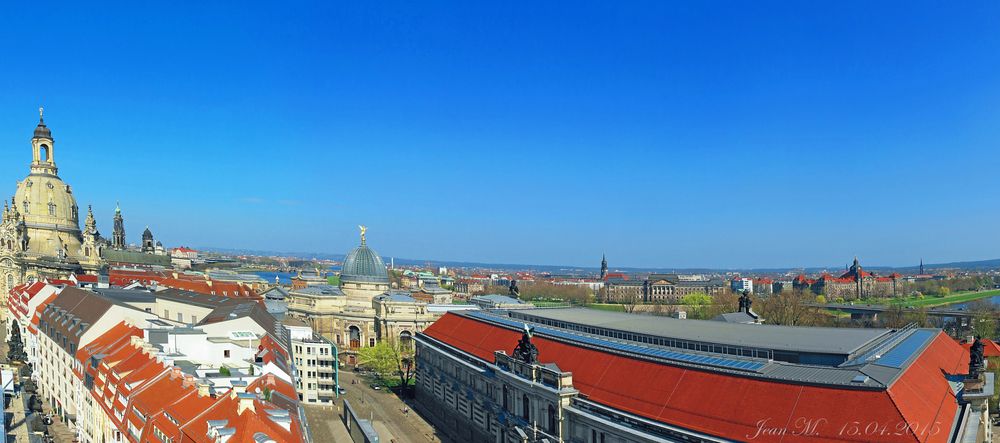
[[337, 387, 347, 395], [370, 384, 381, 390]]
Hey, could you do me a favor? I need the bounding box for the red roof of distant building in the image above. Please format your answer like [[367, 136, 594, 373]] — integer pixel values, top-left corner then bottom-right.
[[74, 274, 98, 283], [604, 272, 627, 281], [958, 338, 1000, 358], [423, 313, 966, 443]]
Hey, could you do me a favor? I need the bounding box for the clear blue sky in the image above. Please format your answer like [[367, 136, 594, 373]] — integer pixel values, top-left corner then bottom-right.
[[0, 2, 997, 269]]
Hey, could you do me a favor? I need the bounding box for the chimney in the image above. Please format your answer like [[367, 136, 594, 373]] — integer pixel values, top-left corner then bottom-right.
[[181, 374, 195, 388], [196, 379, 213, 397], [237, 392, 256, 415], [170, 366, 182, 379], [230, 380, 248, 399]]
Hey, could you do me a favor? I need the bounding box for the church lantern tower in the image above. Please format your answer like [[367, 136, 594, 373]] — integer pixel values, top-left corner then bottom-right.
[[31, 107, 57, 176], [141, 226, 154, 253], [600, 254, 608, 280], [112, 203, 126, 250]]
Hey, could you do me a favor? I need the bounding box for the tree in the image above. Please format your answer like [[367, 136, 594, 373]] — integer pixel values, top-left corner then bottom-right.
[[971, 305, 997, 340], [904, 307, 932, 328], [7, 322, 26, 362], [881, 304, 907, 328], [815, 295, 827, 305], [357, 336, 415, 389], [621, 293, 641, 313], [676, 292, 719, 320], [755, 289, 825, 326]]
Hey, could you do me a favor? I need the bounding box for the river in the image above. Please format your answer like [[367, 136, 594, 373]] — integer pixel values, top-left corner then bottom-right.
[[252, 266, 341, 285]]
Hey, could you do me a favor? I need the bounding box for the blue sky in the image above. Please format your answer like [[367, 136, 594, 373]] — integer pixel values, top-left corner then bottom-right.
[[0, 1, 997, 269]]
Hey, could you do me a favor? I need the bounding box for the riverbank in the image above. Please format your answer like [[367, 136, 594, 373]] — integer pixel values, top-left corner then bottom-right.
[[888, 289, 1000, 308]]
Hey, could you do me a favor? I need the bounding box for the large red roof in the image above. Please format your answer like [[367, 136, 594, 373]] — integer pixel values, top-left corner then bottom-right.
[[423, 313, 966, 443]]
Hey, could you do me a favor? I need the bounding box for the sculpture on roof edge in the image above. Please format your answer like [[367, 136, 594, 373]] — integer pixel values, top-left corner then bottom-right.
[[969, 336, 985, 379], [512, 323, 538, 364], [509, 279, 520, 299], [738, 290, 752, 312]]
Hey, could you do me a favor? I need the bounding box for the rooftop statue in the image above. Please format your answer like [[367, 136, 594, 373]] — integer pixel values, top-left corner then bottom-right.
[[512, 323, 538, 364], [509, 279, 520, 299], [969, 336, 985, 379]]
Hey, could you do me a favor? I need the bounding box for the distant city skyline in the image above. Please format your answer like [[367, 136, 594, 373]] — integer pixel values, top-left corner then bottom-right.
[[1, 2, 997, 269]]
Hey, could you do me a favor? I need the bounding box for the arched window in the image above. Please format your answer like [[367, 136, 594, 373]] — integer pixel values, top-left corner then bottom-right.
[[6, 274, 12, 289], [399, 331, 413, 350], [522, 394, 530, 420], [548, 404, 556, 433], [22, 201, 29, 214], [348, 326, 361, 349], [48, 202, 56, 216], [39, 145, 48, 162]]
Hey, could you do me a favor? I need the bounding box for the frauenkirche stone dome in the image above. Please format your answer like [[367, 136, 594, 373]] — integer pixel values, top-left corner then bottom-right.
[[13, 109, 86, 258], [0, 109, 103, 299]]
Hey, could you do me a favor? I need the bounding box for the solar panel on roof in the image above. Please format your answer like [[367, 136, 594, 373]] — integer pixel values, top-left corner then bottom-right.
[[466, 311, 766, 373], [873, 329, 936, 368]]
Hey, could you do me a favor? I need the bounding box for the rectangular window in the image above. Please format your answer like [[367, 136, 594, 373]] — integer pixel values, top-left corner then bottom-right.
[[177, 312, 183, 322], [224, 350, 230, 358]]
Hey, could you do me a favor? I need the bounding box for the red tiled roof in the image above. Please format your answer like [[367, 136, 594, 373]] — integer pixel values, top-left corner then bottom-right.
[[77, 323, 304, 443], [423, 313, 965, 443], [958, 338, 1000, 358], [74, 274, 99, 283]]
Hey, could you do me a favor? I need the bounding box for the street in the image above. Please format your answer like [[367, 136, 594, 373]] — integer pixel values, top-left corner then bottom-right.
[[304, 370, 451, 443]]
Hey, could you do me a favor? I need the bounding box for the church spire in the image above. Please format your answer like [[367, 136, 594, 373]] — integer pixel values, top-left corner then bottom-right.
[[600, 253, 608, 280], [112, 203, 126, 250]]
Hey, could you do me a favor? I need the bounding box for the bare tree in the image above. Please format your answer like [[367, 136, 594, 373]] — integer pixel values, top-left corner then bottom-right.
[[622, 293, 640, 313], [756, 289, 825, 326]]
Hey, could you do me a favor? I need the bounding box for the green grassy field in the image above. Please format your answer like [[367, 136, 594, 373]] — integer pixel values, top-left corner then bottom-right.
[[586, 303, 625, 312], [889, 289, 1000, 308]]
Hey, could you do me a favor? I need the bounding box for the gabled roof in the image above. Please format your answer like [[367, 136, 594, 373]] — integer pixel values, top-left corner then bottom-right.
[[423, 312, 966, 443]]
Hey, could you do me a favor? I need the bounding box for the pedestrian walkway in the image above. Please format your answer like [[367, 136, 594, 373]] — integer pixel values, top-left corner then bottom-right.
[[6, 389, 32, 442]]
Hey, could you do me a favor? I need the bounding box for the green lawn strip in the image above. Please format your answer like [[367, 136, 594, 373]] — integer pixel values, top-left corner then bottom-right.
[[586, 303, 625, 312], [892, 290, 1000, 308]]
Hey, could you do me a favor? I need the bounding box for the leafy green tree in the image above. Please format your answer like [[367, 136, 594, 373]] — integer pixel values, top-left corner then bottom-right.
[[680, 293, 712, 306], [357, 336, 415, 388], [972, 307, 997, 340], [815, 295, 827, 304]]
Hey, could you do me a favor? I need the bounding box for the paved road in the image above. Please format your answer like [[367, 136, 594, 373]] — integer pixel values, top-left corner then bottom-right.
[[303, 404, 352, 443], [335, 371, 452, 443]]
